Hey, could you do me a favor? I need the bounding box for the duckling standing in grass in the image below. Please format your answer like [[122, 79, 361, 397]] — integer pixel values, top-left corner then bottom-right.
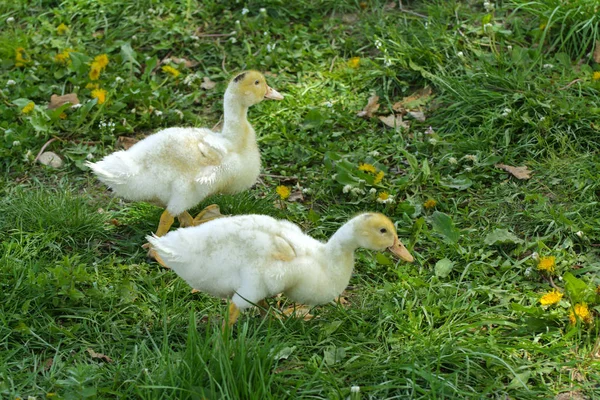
[[146, 212, 414, 326], [86, 71, 283, 247]]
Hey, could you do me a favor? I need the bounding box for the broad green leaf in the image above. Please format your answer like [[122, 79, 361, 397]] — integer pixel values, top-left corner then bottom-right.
[[68, 52, 91, 75], [434, 258, 454, 278], [120, 43, 141, 67], [563, 272, 589, 303], [324, 346, 346, 365], [334, 167, 358, 186], [142, 55, 158, 80], [402, 150, 419, 172], [376, 253, 393, 265], [307, 209, 320, 224], [421, 158, 430, 179], [440, 176, 473, 190], [431, 211, 460, 244], [273, 346, 296, 360], [484, 229, 523, 246]]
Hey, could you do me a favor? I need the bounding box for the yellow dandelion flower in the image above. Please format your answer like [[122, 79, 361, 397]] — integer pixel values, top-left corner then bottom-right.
[[15, 47, 30, 67], [54, 49, 72, 65], [91, 88, 107, 104], [378, 191, 389, 201], [424, 199, 437, 209], [569, 303, 593, 325], [539, 290, 563, 306], [89, 61, 102, 80], [537, 256, 556, 274], [373, 170, 385, 184], [21, 102, 35, 114], [348, 57, 360, 68], [59, 112, 67, 119], [162, 65, 180, 78], [94, 54, 109, 70], [593, 71, 600, 81], [358, 163, 376, 174], [539, 22, 547, 30], [57, 23, 68, 35], [276, 185, 291, 200], [86, 82, 99, 90]]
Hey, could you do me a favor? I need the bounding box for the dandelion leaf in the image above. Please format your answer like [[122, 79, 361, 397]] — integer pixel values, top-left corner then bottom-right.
[[484, 229, 523, 246], [434, 258, 454, 278], [431, 211, 460, 244]]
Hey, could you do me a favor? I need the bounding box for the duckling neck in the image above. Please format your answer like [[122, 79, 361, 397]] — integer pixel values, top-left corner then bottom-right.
[[222, 91, 253, 142], [325, 222, 359, 273]]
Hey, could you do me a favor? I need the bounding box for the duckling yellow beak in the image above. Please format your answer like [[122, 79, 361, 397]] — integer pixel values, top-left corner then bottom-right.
[[265, 85, 284, 100], [389, 237, 414, 262]]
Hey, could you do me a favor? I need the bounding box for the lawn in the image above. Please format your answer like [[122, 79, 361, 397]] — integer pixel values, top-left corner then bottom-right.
[[1, 0, 600, 398]]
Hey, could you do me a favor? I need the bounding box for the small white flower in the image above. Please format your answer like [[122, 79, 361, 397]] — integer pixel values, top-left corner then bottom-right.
[[374, 39, 382, 49], [463, 154, 478, 162], [264, 31, 268, 36], [6, 79, 16, 86], [539, 116, 545, 121], [266, 43, 276, 52], [464, 166, 473, 172], [343, 184, 353, 194], [331, 174, 337, 180], [369, 150, 380, 156], [148, 8, 155, 13], [483, 23, 493, 32], [132, 35, 138, 41], [302, 188, 312, 194], [174, 109, 184, 119], [12, 140, 21, 146], [369, 188, 377, 194], [558, 276, 563, 281], [7, 17, 15, 23], [501, 108, 511, 117], [543, 63, 553, 69], [154, 110, 163, 116], [71, 103, 82, 109], [457, 51, 464, 57], [428, 138, 437, 145], [130, 108, 136, 114], [448, 157, 458, 165], [229, 37, 238, 44], [351, 187, 365, 196], [23, 149, 33, 162], [384, 56, 393, 67], [115, 76, 124, 84], [241, 7, 249, 15], [351, 386, 360, 393], [576, 231, 584, 237], [507, 45, 513, 51], [259, 7, 266, 13], [483, 1, 495, 12], [524, 267, 533, 277], [162, 57, 171, 64], [190, 35, 199, 40], [531, 252, 539, 261], [86, 153, 94, 160]]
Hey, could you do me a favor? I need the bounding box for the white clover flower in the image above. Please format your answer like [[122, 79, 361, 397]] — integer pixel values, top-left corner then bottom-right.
[[331, 174, 337, 180], [384, 56, 393, 67], [173, 109, 184, 119], [266, 43, 276, 52], [343, 184, 353, 193], [130, 108, 136, 114], [369, 150, 380, 156], [259, 7, 266, 13], [351, 187, 366, 196], [86, 153, 94, 160], [302, 188, 312, 194], [23, 149, 33, 162], [154, 110, 163, 116], [229, 37, 238, 44], [369, 188, 377, 194], [12, 140, 21, 146], [448, 157, 458, 165], [71, 103, 82, 109], [148, 8, 155, 13], [235, 20, 241, 25], [374, 39, 382, 49], [464, 166, 473, 172], [542, 63, 553, 69], [576, 231, 584, 237], [351, 386, 360, 393], [484, 23, 493, 32], [501, 108, 511, 117], [507, 45, 512, 51], [463, 154, 478, 162], [6, 79, 16, 86], [115, 76, 124, 84], [428, 138, 438, 145], [190, 35, 199, 40], [457, 51, 464, 57], [483, 1, 495, 12], [531, 252, 539, 261], [7, 17, 15, 23], [524, 267, 533, 277], [263, 31, 268, 36], [132, 35, 138, 41], [241, 7, 249, 15]]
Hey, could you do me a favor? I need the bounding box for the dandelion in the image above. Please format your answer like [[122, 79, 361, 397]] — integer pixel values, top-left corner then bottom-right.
[[539, 290, 563, 306], [91, 88, 107, 104], [377, 191, 394, 204], [424, 199, 437, 209], [86, 82, 99, 89], [15, 47, 30, 67], [57, 23, 68, 35], [569, 303, 593, 325], [54, 49, 72, 64], [276, 185, 291, 200], [59, 112, 67, 119], [537, 256, 555, 274], [21, 102, 35, 114], [162, 65, 180, 78], [358, 163, 376, 174], [89, 62, 102, 80], [374, 170, 385, 184], [593, 71, 600, 81], [348, 57, 360, 69], [94, 54, 109, 69]]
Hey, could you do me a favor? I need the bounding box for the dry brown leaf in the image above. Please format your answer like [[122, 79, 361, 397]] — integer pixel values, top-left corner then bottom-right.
[[593, 40, 600, 64], [87, 348, 113, 363], [408, 111, 426, 122], [170, 56, 198, 68], [92, 29, 104, 38], [48, 93, 79, 110], [334, 295, 349, 306], [357, 95, 380, 118], [341, 14, 359, 24], [200, 76, 216, 90], [116, 136, 139, 150], [495, 163, 532, 180], [191, 289, 200, 294], [288, 190, 304, 203], [279, 305, 315, 321], [42, 358, 53, 372], [555, 392, 588, 400], [393, 86, 433, 112], [379, 114, 410, 131]]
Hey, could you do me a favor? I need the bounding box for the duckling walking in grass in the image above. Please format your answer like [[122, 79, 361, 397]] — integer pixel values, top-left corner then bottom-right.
[[86, 71, 283, 246], [146, 212, 414, 326]]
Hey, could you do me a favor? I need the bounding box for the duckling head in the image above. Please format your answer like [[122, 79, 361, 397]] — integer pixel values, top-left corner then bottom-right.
[[355, 213, 414, 262], [227, 70, 283, 107]]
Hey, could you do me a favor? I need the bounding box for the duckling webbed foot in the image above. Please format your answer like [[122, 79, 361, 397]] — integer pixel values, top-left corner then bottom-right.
[[177, 211, 194, 228], [193, 204, 223, 226]]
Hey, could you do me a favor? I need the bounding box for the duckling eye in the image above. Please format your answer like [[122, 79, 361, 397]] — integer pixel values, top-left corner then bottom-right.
[[254, 80, 260, 85], [380, 228, 387, 234]]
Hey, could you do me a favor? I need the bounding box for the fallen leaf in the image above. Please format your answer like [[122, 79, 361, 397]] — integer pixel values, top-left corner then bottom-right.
[[341, 14, 359, 24], [334, 294, 349, 306], [48, 93, 79, 110], [42, 358, 53, 372], [116, 136, 139, 150], [356, 95, 380, 118], [593, 40, 600, 64], [392, 86, 433, 112], [378, 114, 410, 131], [200, 76, 216, 90], [170, 56, 198, 68], [287, 189, 304, 203], [191, 289, 200, 294], [555, 392, 588, 400], [279, 305, 315, 321], [109, 218, 121, 226], [407, 110, 426, 121], [38, 151, 64, 168], [92, 29, 104, 38], [495, 163, 532, 180], [86, 348, 113, 363]]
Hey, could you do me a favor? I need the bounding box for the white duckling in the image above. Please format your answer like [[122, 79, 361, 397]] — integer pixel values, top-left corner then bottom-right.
[[86, 71, 283, 239], [146, 212, 414, 325]]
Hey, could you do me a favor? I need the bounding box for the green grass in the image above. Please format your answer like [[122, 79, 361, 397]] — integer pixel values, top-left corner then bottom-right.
[[2, 0, 600, 398]]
